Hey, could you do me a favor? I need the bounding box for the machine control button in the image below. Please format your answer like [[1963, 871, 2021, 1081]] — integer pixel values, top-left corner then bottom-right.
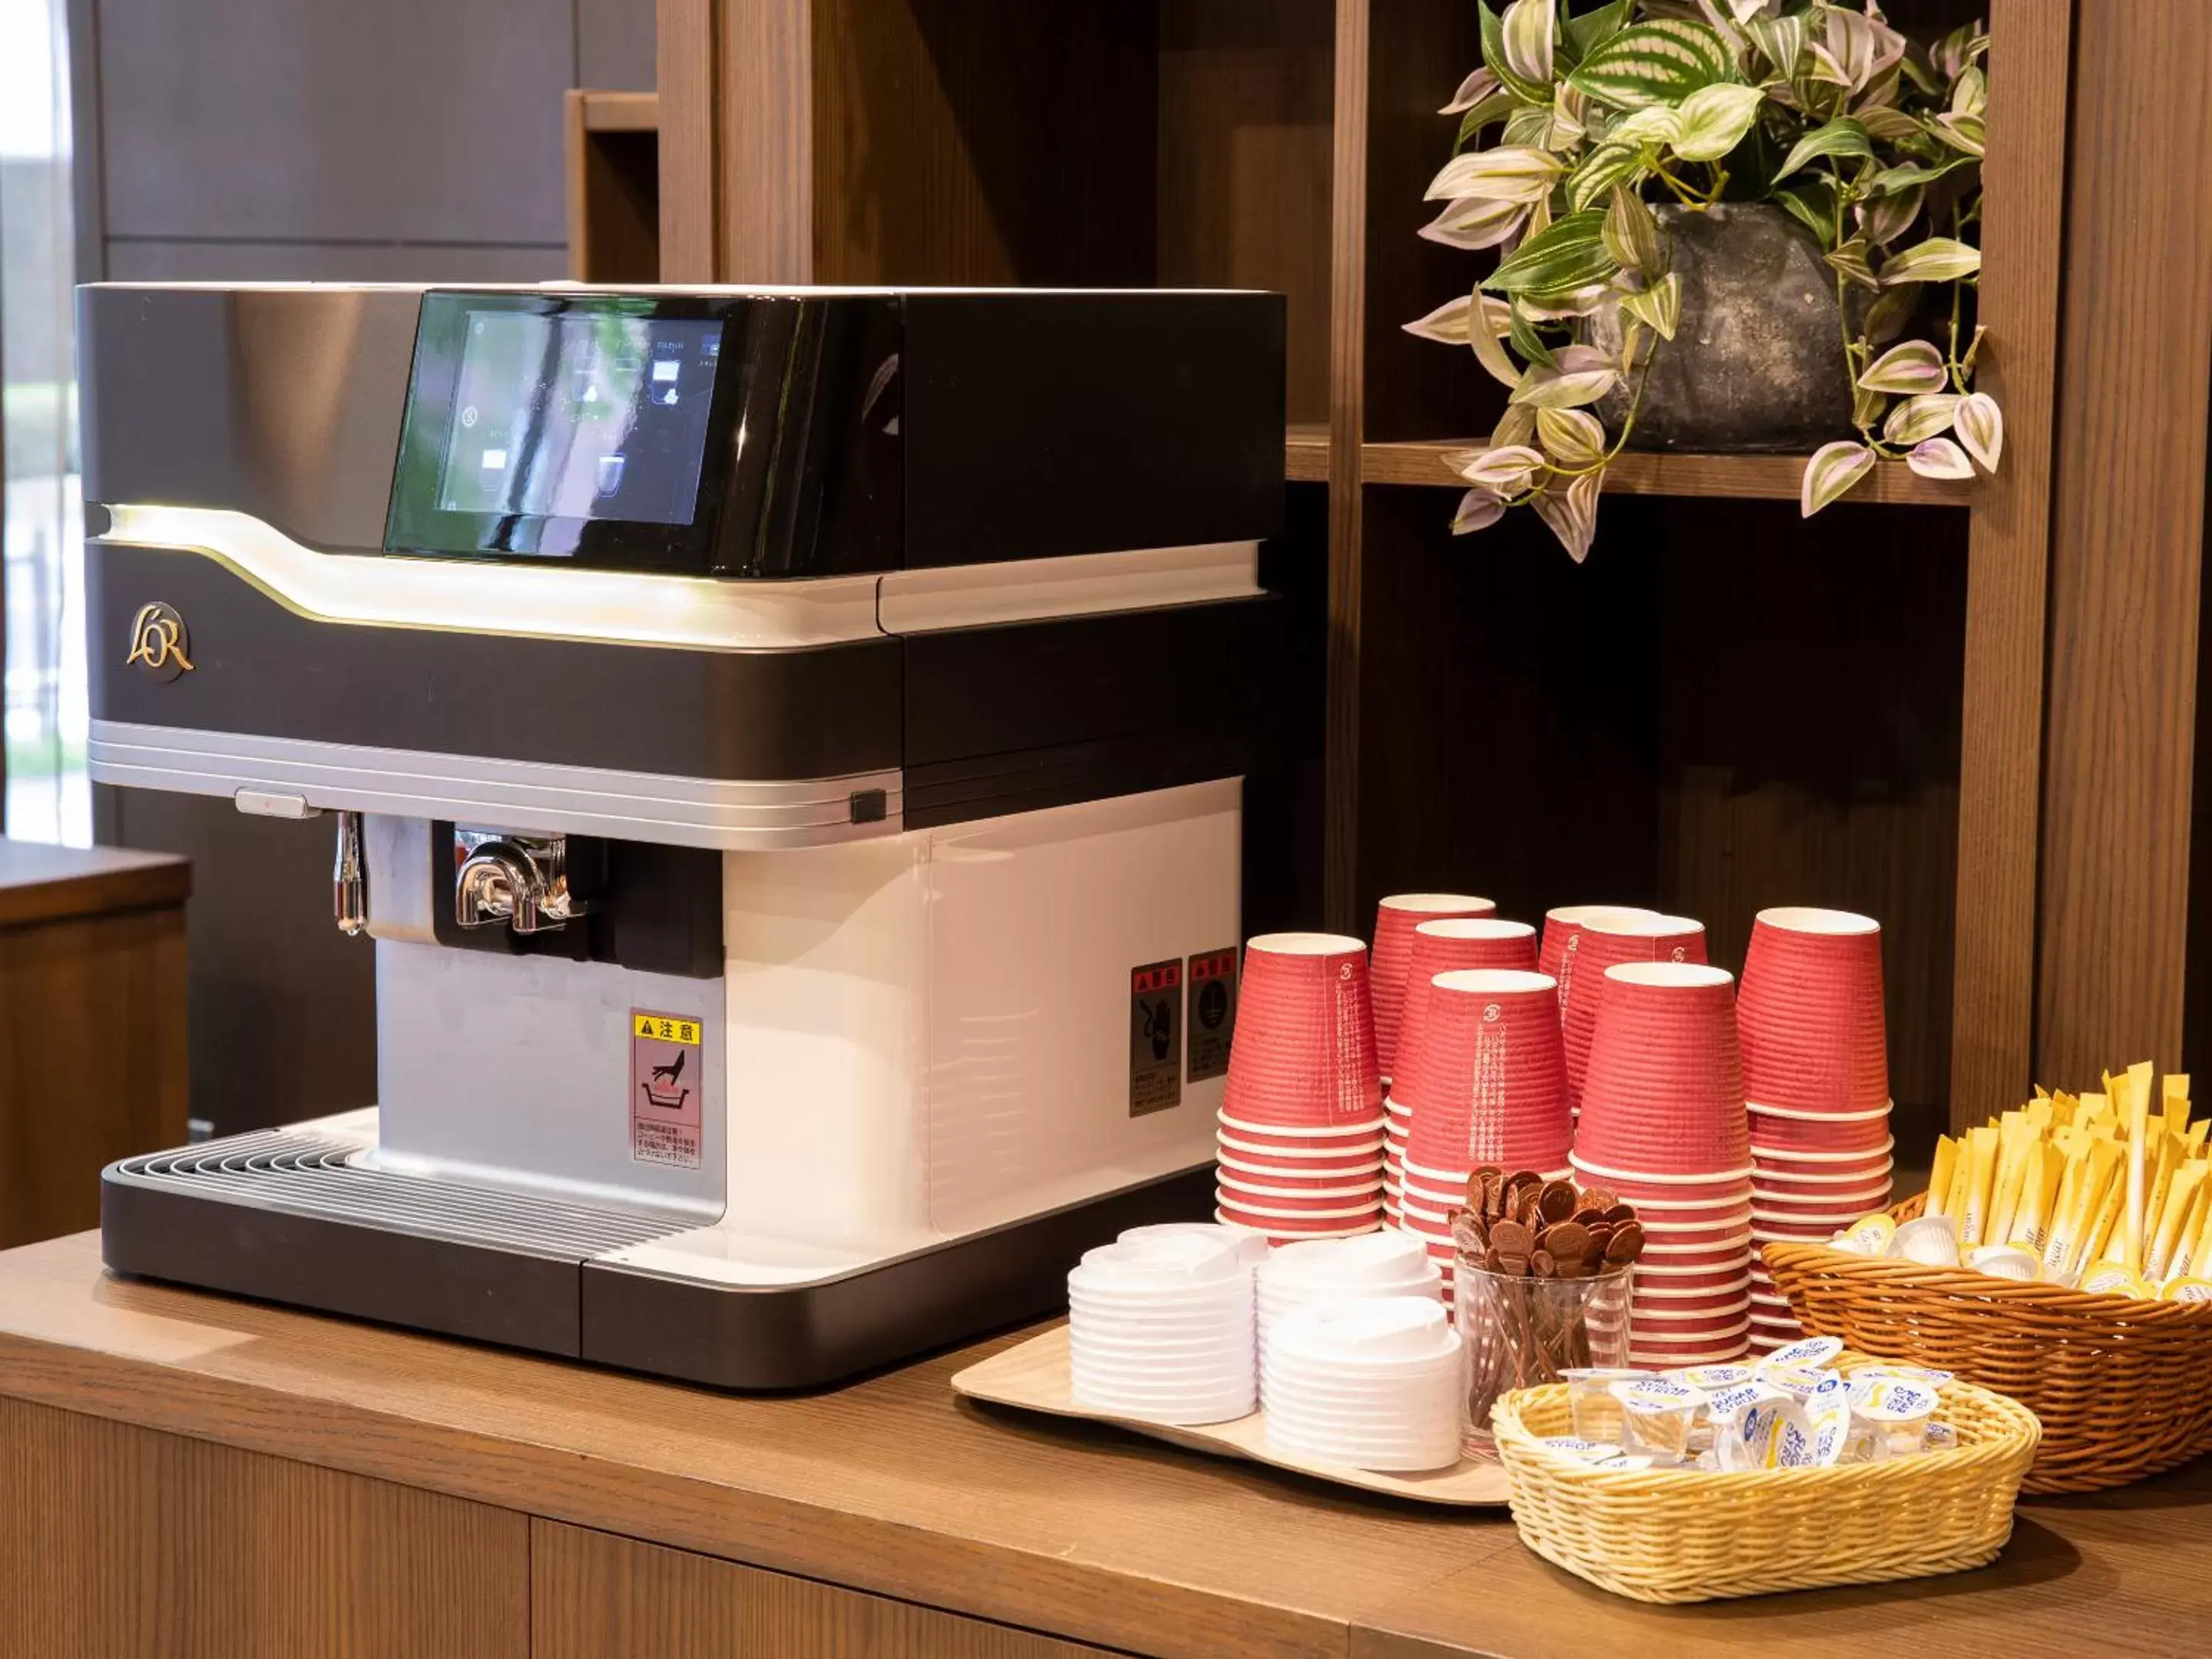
[[234, 788, 320, 820]]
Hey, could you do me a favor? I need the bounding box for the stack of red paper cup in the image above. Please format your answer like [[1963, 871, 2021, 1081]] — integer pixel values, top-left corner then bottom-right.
[[1369, 893, 1495, 1090], [1571, 961, 1753, 1366], [1538, 904, 1657, 989], [1215, 932, 1386, 1242], [1396, 968, 1570, 1300], [1558, 911, 1707, 1115], [1384, 918, 1538, 1221], [1737, 906, 1893, 1353]]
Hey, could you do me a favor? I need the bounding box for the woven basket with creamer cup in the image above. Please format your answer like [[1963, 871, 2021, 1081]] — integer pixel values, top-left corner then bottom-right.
[[1763, 1191, 2212, 1493], [1489, 1359, 2040, 1603]]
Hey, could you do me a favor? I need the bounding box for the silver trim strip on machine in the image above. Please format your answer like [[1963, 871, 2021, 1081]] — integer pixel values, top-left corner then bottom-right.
[[88, 721, 903, 849]]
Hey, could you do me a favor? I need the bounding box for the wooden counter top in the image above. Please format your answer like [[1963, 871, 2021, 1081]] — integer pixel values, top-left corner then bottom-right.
[[0, 838, 189, 930], [1, 1230, 2207, 1657]]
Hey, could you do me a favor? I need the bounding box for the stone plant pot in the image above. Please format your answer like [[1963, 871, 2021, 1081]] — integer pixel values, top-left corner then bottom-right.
[[1594, 200, 1853, 453]]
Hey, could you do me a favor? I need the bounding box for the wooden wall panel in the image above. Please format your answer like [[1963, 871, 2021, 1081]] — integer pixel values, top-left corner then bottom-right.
[[531, 1522, 1111, 1659], [1323, 0, 1370, 931], [1156, 0, 1334, 425], [2037, 0, 2212, 1086], [1949, 0, 2075, 1127], [656, 0, 720, 280], [0, 1399, 528, 1659]]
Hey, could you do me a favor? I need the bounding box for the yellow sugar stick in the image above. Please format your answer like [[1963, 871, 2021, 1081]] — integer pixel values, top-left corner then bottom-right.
[[1926, 1135, 1960, 1220], [1987, 1118, 2035, 1247], [2124, 1065, 2153, 1274], [1962, 1124, 2001, 1247], [2190, 1177, 2212, 1280], [2167, 1074, 2193, 1137], [2081, 1091, 2111, 1129], [2041, 1157, 2084, 1275], [1945, 1137, 1975, 1220], [2064, 1141, 2123, 1277], [2190, 1118, 2208, 1153], [2150, 1163, 2208, 1281], [2145, 1125, 2181, 1265], [2018, 1141, 2066, 1253], [2026, 1098, 2055, 1134], [2085, 1172, 2128, 1274]]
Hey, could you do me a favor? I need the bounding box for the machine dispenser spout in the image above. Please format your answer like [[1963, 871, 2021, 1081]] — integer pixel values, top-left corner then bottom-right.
[[453, 828, 589, 935], [333, 811, 368, 936]]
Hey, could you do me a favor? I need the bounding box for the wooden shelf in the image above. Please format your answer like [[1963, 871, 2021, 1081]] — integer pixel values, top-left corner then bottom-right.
[[1284, 423, 1330, 482], [1359, 439, 1973, 505], [575, 90, 658, 133]]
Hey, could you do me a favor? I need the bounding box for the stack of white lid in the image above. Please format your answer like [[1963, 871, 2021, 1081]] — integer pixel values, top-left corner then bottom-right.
[[1256, 1230, 1442, 1351], [1066, 1224, 1264, 1424], [1260, 1297, 1464, 1471]]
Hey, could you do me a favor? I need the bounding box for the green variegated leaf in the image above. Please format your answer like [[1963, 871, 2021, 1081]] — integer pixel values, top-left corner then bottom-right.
[[1481, 0, 1552, 101], [1402, 294, 1479, 346], [1453, 443, 1546, 490], [1870, 155, 1975, 193], [1565, 0, 1634, 63], [1611, 104, 1687, 147], [1852, 382, 1886, 429], [1426, 146, 1566, 204], [1745, 12, 1804, 78], [1492, 402, 1538, 449], [1906, 436, 1974, 480], [1602, 186, 1664, 277], [1455, 91, 1522, 149], [1536, 405, 1608, 467], [1567, 18, 1735, 110], [1881, 237, 1982, 285], [1803, 41, 1852, 88], [1883, 392, 1960, 444], [1859, 184, 1922, 247], [1933, 112, 1985, 157], [1857, 339, 1948, 394], [1532, 469, 1602, 563], [1420, 196, 1530, 250], [1567, 141, 1648, 210], [1772, 179, 1838, 247], [1470, 293, 1522, 388], [1955, 392, 2004, 472], [1856, 104, 1923, 144], [1952, 64, 1988, 120], [1671, 82, 1763, 163], [1500, 0, 1556, 88], [1773, 117, 1869, 184], [1484, 208, 1614, 297], [1826, 236, 1879, 291], [1503, 104, 1558, 146], [1860, 286, 1918, 346], [1508, 302, 1558, 368], [1441, 67, 1501, 114], [1620, 270, 1681, 339], [1452, 487, 1507, 534], [1510, 362, 1622, 409], [1934, 22, 1988, 81], [1800, 440, 1876, 517]]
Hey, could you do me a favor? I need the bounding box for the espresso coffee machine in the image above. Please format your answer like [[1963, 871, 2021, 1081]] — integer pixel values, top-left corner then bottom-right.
[[82, 282, 1282, 1386]]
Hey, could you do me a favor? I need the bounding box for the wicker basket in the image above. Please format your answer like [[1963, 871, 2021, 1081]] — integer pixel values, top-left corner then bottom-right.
[[1764, 1192, 2212, 1494], [1490, 1370, 2041, 1603]]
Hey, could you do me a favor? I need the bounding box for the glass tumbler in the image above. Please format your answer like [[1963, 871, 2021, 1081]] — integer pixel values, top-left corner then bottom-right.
[[1455, 1255, 1631, 1452]]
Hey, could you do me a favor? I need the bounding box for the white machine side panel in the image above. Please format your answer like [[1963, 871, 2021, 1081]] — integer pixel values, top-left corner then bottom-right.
[[717, 781, 1231, 1253], [919, 780, 1235, 1236]]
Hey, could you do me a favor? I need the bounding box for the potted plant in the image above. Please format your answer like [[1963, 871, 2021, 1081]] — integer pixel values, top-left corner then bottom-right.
[[1406, 0, 2002, 561]]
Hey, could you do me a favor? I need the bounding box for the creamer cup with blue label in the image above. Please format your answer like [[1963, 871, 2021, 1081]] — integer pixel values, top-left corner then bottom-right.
[[1590, 1452, 1654, 1471], [2081, 1259, 2151, 1299], [1612, 1375, 1704, 1459], [1704, 1379, 1785, 1422], [1759, 1363, 1836, 1401], [1853, 1375, 1939, 1457], [1538, 1435, 1621, 1462], [1760, 1335, 1844, 1369], [1772, 1401, 1823, 1469], [1718, 1397, 1789, 1471], [1805, 1374, 1852, 1466], [1924, 1420, 1959, 1451], [1671, 1364, 1757, 1391]]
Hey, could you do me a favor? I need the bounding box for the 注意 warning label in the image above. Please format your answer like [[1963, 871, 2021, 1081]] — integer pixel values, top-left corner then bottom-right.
[[1185, 947, 1238, 1082], [1129, 959, 1183, 1117], [631, 1009, 704, 1169]]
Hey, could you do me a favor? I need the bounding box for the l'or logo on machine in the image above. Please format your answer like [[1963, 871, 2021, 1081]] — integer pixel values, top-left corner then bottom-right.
[[124, 601, 194, 680]]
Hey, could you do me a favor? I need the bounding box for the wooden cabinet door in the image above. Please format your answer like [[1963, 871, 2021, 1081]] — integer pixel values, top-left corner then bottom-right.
[[531, 1520, 1116, 1659]]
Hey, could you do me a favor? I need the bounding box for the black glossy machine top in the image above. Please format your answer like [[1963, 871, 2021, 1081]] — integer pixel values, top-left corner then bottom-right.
[[80, 284, 1286, 578]]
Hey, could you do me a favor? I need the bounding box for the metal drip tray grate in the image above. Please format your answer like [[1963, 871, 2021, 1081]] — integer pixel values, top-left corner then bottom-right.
[[114, 1129, 685, 1260]]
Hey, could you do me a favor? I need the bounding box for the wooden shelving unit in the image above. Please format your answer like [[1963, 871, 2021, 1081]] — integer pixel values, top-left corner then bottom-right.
[[563, 90, 661, 283], [636, 0, 2212, 1137]]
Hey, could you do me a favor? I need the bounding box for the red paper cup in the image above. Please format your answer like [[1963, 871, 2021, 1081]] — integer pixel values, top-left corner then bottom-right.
[[1221, 933, 1382, 1128], [1539, 905, 1659, 993], [1636, 1210, 1756, 1246], [1569, 1152, 1753, 1202], [1634, 1263, 1756, 1292], [1573, 962, 1747, 1172], [1745, 1100, 1892, 1153], [1737, 907, 1889, 1114], [1636, 1271, 1752, 1299], [1754, 1177, 1892, 1210], [1401, 968, 1571, 1177], [1558, 913, 1709, 1106], [1214, 1208, 1379, 1243], [1370, 894, 1495, 1081], [1394, 920, 1541, 1101], [1217, 1131, 1383, 1172], [1216, 1165, 1385, 1201], [1752, 1153, 1896, 1185]]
